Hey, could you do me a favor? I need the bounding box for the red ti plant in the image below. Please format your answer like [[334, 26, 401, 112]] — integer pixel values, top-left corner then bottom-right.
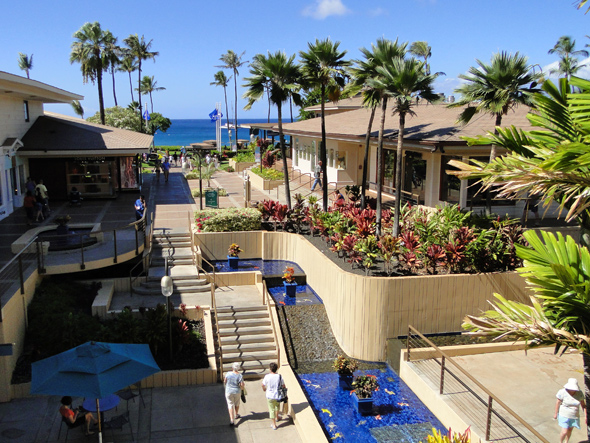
[[398, 231, 422, 273], [259, 200, 277, 222], [272, 203, 290, 231], [424, 244, 447, 274], [445, 226, 474, 273], [378, 234, 400, 276], [355, 219, 375, 239]]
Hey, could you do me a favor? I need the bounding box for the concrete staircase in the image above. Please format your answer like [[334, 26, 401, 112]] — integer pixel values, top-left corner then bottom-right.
[[216, 305, 278, 379], [151, 230, 194, 266]]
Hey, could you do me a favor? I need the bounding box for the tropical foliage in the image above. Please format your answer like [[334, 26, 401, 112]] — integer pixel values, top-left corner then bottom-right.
[[548, 36, 588, 78], [218, 49, 247, 141], [87, 106, 171, 134], [211, 70, 233, 145], [333, 355, 358, 375], [194, 207, 261, 232], [17, 53, 33, 78], [352, 374, 379, 399]]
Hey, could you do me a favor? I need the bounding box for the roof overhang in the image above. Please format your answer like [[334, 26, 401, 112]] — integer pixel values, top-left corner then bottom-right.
[[0, 71, 83, 103], [1, 137, 23, 157]]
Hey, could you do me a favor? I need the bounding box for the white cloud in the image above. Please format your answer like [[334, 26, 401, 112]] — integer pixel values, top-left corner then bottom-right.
[[368, 7, 388, 17], [541, 57, 590, 80], [302, 0, 351, 20]]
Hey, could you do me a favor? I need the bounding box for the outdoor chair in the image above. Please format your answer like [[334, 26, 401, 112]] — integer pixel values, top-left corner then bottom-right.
[[103, 410, 134, 442], [57, 415, 84, 442], [116, 383, 145, 410]]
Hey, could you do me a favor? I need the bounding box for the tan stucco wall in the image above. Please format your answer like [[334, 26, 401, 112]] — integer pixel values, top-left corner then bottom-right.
[[194, 231, 529, 361]]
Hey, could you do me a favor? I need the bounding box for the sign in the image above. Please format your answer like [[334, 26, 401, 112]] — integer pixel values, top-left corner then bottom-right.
[[205, 189, 218, 208], [255, 145, 261, 163]]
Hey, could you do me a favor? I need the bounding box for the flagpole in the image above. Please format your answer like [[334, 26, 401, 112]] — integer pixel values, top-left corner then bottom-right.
[[216, 102, 221, 151]]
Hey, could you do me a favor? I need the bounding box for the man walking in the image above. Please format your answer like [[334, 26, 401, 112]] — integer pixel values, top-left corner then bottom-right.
[[311, 161, 322, 191], [35, 179, 50, 215], [162, 158, 171, 183]]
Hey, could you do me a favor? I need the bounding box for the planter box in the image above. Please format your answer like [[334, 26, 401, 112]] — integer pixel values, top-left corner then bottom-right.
[[227, 255, 239, 269], [229, 159, 256, 173], [352, 392, 373, 415], [248, 171, 284, 191], [283, 281, 297, 297], [338, 373, 353, 390]]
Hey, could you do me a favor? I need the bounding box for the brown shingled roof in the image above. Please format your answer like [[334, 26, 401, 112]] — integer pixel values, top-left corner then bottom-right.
[[19, 112, 153, 153]]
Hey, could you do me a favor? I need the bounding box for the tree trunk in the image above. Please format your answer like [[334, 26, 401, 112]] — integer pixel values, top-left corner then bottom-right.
[[583, 352, 590, 441], [375, 97, 388, 237], [150, 92, 154, 113], [361, 107, 376, 210], [278, 104, 291, 209], [97, 57, 105, 125], [111, 69, 118, 107], [290, 96, 294, 123], [485, 113, 503, 216], [128, 72, 135, 103], [393, 112, 406, 237], [138, 62, 143, 132], [234, 71, 239, 142], [224, 86, 232, 147], [321, 84, 328, 212]]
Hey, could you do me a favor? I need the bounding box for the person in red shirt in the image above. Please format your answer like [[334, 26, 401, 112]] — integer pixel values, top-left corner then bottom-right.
[[59, 396, 97, 436]]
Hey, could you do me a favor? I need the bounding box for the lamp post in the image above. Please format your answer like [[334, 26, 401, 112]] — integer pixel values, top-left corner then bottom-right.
[[161, 275, 173, 362]]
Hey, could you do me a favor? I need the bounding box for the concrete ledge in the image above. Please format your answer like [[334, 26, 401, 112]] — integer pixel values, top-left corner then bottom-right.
[[11, 223, 102, 254], [248, 171, 283, 191], [91, 280, 115, 318], [401, 341, 530, 360], [229, 159, 256, 173]]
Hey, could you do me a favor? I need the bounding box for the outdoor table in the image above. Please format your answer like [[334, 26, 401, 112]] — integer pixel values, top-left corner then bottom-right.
[[82, 394, 120, 412]]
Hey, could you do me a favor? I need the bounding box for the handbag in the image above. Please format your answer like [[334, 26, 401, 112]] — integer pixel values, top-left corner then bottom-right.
[[278, 375, 288, 402], [241, 387, 247, 403]]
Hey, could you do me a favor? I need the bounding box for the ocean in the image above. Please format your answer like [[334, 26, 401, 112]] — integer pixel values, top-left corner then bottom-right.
[[153, 118, 280, 147]]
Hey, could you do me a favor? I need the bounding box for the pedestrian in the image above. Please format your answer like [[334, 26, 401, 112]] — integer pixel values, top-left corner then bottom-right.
[[173, 152, 178, 166], [555, 378, 586, 443], [154, 160, 161, 182], [214, 154, 220, 169], [224, 362, 245, 426], [162, 158, 171, 182], [332, 188, 345, 206], [311, 161, 322, 191], [23, 190, 36, 225], [35, 179, 50, 214], [134, 195, 146, 221], [262, 362, 287, 430], [25, 177, 36, 194], [206, 153, 211, 165]]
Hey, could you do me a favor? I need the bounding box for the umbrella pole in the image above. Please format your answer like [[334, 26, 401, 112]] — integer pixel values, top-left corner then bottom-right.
[[96, 398, 103, 443]]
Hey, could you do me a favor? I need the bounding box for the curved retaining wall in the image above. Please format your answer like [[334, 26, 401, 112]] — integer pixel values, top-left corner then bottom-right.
[[194, 231, 529, 361]]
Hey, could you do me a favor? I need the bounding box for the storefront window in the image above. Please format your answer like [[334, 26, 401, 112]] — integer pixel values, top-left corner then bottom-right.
[[329, 149, 335, 167], [439, 155, 461, 203], [335, 151, 346, 170], [120, 156, 139, 189], [67, 158, 116, 197]]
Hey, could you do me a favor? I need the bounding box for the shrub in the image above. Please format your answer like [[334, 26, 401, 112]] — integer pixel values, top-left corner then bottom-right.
[[194, 207, 262, 232], [352, 374, 379, 399], [333, 355, 358, 375], [235, 151, 255, 162], [251, 167, 284, 181], [192, 188, 227, 197]]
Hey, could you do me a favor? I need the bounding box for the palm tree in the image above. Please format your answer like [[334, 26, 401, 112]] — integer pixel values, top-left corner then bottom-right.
[[243, 51, 302, 209], [549, 36, 588, 79], [248, 54, 273, 123], [409, 41, 432, 75], [103, 34, 121, 106], [217, 50, 247, 143], [18, 53, 33, 78], [124, 34, 159, 131], [71, 100, 84, 118], [118, 54, 138, 103], [210, 70, 233, 147], [70, 22, 111, 125], [300, 38, 350, 211], [347, 38, 407, 209], [367, 57, 438, 236], [138, 75, 165, 112]]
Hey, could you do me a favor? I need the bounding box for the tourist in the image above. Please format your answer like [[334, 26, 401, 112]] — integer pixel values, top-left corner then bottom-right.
[[35, 179, 50, 214], [154, 160, 161, 182], [23, 190, 36, 225], [224, 362, 245, 426], [206, 153, 211, 165], [173, 152, 178, 166], [25, 177, 36, 194], [59, 396, 97, 436], [332, 188, 345, 206], [311, 161, 322, 191], [162, 158, 171, 182], [262, 362, 286, 430], [69, 187, 82, 206], [555, 378, 586, 443], [135, 195, 146, 221]]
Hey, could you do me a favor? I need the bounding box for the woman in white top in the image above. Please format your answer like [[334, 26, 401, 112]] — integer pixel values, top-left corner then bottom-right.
[[555, 378, 586, 443], [262, 362, 286, 430], [224, 362, 245, 426]]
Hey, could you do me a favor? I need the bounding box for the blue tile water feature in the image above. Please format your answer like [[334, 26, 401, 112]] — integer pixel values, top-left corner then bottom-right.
[[211, 258, 304, 274], [267, 284, 322, 306], [298, 368, 445, 442]]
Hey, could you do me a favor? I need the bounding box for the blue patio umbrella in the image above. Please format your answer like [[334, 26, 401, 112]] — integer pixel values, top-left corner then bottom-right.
[[31, 341, 160, 442]]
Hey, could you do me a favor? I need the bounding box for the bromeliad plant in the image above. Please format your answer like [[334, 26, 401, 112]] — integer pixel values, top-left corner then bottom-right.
[[282, 266, 295, 283], [228, 243, 242, 257], [351, 374, 379, 399], [332, 355, 358, 375]]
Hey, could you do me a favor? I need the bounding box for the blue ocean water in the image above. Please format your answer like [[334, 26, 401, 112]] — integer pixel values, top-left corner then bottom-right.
[[154, 118, 278, 147]]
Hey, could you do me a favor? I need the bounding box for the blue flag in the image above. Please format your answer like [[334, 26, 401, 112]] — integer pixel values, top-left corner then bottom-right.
[[143, 109, 150, 121], [209, 109, 222, 122]]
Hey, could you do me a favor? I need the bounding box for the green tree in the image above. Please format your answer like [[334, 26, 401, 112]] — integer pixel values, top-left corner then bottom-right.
[[103, 35, 121, 106], [71, 100, 84, 118], [347, 38, 407, 210], [217, 50, 247, 142], [243, 51, 302, 209], [70, 22, 112, 125], [210, 70, 233, 146], [409, 41, 432, 75], [548, 36, 588, 79], [124, 34, 159, 131], [118, 54, 138, 103], [17, 53, 33, 78], [87, 105, 171, 134], [367, 56, 438, 236], [138, 75, 165, 113], [300, 38, 350, 211]]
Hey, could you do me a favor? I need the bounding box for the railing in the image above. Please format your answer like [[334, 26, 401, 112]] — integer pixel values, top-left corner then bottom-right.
[[210, 273, 223, 380], [262, 280, 281, 366], [368, 182, 420, 206], [406, 325, 549, 443], [129, 211, 154, 296]]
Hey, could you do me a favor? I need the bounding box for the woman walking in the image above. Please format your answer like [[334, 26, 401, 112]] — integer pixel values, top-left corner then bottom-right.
[[262, 362, 286, 430], [555, 378, 586, 443], [224, 362, 244, 426]]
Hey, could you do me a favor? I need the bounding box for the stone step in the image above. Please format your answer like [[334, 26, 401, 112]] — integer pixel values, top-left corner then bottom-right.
[[153, 229, 190, 238], [133, 285, 211, 296], [147, 266, 199, 280], [152, 247, 193, 258], [153, 241, 192, 250], [216, 306, 268, 314], [216, 310, 269, 321], [222, 350, 278, 363], [219, 334, 275, 345], [220, 342, 277, 354], [218, 318, 271, 329], [217, 326, 273, 337], [141, 279, 209, 289]]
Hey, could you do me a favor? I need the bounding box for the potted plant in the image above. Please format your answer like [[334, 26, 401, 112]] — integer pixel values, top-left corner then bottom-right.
[[351, 374, 379, 415], [227, 243, 242, 269], [282, 266, 297, 297], [54, 215, 71, 236], [333, 355, 358, 389]]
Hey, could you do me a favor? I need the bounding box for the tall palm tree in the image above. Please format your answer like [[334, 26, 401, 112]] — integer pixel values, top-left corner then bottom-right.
[[243, 51, 302, 209], [248, 54, 273, 123], [300, 38, 350, 211], [71, 100, 84, 118], [70, 22, 111, 125], [210, 70, 233, 147], [118, 54, 138, 103], [138, 75, 165, 112], [347, 38, 407, 209], [124, 34, 159, 131], [217, 50, 247, 143], [549, 36, 588, 79], [103, 34, 121, 106], [409, 41, 432, 75], [367, 57, 438, 236], [17, 53, 33, 78]]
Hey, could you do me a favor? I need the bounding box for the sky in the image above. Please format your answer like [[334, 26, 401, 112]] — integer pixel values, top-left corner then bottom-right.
[[2, 0, 589, 121]]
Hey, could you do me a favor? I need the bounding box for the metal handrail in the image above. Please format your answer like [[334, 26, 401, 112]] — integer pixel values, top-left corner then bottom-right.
[[263, 281, 281, 366], [406, 325, 549, 443], [210, 276, 223, 380], [129, 211, 153, 296], [368, 181, 420, 205]]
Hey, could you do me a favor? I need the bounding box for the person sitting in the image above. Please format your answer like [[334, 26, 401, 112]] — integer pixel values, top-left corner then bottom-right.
[[69, 187, 82, 206], [332, 188, 345, 206], [59, 396, 97, 436]]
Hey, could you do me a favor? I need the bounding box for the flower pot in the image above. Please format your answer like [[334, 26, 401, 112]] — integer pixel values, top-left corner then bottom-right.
[[56, 225, 69, 236], [352, 392, 373, 416], [227, 255, 239, 269], [283, 281, 297, 297], [338, 373, 353, 390]]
